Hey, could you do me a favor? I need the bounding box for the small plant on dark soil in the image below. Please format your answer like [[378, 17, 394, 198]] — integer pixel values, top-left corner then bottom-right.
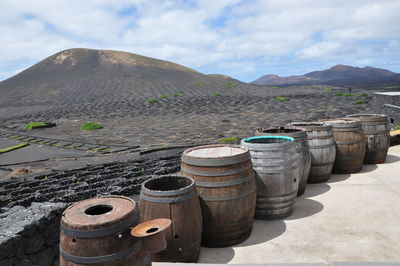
[[159, 95, 168, 99], [25, 122, 48, 130], [146, 98, 159, 103], [224, 82, 233, 89], [359, 93, 368, 97], [196, 82, 206, 86], [0, 143, 29, 154], [355, 99, 367, 104], [322, 88, 332, 92], [172, 93, 180, 97], [326, 105, 334, 109], [81, 122, 103, 130], [178, 90, 185, 94], [276, 96, 288, 102], [272, 86, 280, 89], [212, 92, 221, 96], [219, 137, 238, 143]]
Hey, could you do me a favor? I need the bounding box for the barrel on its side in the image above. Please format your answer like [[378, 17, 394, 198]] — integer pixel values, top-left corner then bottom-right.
[[322, 118, 366, 174], [180, 144, 256, 247], [139, 175, 202, 262], [256, 127, 311, 196], [347, 114, 390, 164], [241, 136, 299, 220], [60, 196, 150, 266], [287, 122, 336, 183]]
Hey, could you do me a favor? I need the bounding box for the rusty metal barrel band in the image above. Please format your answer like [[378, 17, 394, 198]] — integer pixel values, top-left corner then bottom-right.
[[140, 190, 196, 203], [363, 130, 390, 135], [335, 139, 365, 145], [61, 211, 139, 238], [211, 216, 253, 228], [256, 191, 296, 199], [309, 143, 335, 149], [312, 161, 335, 166], [200, 188, 256, 202], [180, 164, 252, 177], [181, 152, 250, 167], [307, 135, 333, 139], [141, 177, 195, 196], [194, 173, 254, 188], [332, 127, 362, 132], [60, 241, 141, 264]]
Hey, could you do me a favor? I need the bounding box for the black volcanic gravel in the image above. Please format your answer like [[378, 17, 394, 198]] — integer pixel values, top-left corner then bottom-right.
[[0, 150, 182, 211]]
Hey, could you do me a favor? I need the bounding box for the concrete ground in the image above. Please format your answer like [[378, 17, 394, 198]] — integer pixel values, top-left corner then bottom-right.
[[161, 146, 400, 265]]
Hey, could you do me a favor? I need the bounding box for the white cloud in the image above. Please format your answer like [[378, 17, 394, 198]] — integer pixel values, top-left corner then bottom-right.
[[0, 0, 399, 82]]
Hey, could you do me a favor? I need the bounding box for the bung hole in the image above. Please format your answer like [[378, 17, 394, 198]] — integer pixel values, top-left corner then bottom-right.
[[85, 205, 113, 216]]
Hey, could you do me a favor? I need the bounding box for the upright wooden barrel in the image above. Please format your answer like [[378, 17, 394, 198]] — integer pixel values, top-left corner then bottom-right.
[[256, 127, 311, 196], [322, 118, 366, 174], [60, 196, 150, 266], [346, 114, 390, 164], [139, 175, 202, 262], [288, 122, 336, 183], [241, 136, 299, 220], [180, 144, 256, 247]]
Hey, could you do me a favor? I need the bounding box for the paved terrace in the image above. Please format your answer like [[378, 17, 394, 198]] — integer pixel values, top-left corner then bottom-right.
[[161, 146, 400, 265]]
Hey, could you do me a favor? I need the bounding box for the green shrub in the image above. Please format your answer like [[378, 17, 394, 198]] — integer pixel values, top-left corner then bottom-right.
[[212, 92, 221, 96], [196, 82, 206, 86], [146, 98, 159, 103], [0, 143, 29, 154], [224, 82, 233, 89], [159, 95, 168, 99], [219, 137, 237, 143], [25, 122, 48, 130], [359, 93, 368, 97], [335, 92, 354, 96], [326, 105, 334, 109], [276, 96, 288, 102], [355, 99, 366, 104], [81, 122, 103, 130], [172, 93, 180, 97], [178, 90, 185, 94], [322, 88, 332, 92], [272, 86, 280, 89], [394, 125, 400, 130]]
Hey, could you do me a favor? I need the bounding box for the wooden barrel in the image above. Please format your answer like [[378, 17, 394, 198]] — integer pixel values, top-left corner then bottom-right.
[[346, 114, 390, 164], [287, 122, 336, 183], [322, 118, 366, 174], [256, 127, 311, 196], [60, 196, 151, 266], [241, 136, 299, 220], [139, 175, 202, 262], [180, 144, 256, 247]]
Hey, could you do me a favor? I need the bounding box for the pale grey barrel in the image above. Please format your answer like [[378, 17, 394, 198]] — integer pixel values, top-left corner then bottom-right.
[[346, 114, 390, 164], [322, 118, 366, 174], [255, 127, 311, 196], [287, 122, 336, 183], [241, 136, 299, 220]]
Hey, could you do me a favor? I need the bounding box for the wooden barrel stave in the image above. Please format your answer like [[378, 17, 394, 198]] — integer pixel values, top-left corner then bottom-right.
[[139, 175, 202, 263], [180, 144, 256, 247], [347, 114, 390, 164]]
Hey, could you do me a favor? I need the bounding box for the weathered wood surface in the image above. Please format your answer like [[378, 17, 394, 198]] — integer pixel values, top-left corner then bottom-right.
[[256, 127, 311, 196], [139, 175, 202, 262], [347, 114, 390, 164], [180, 144, 256, 247], [241, 136, 299, 220]]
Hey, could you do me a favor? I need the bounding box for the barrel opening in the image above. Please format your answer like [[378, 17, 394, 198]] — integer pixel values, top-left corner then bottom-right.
[[174, 234, 179, 239], [243, 136, 294, 144], [258, 128, 303, 134], [145, 175, 193, 191], [146, 227, 159, 234], [84, 204, 113, 216]]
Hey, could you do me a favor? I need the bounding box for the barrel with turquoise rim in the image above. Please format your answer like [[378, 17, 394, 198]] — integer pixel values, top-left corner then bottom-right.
[[139, 175, 202, 262], [180, 144, 256, 247], [241, 135, 299, 220]]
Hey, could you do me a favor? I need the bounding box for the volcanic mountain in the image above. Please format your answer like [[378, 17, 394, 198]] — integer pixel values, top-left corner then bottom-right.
[[0, 48, 237, 105], [252, 65, 400, 86]]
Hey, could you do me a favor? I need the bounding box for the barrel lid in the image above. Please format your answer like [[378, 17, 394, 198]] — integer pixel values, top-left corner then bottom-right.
[[61, 196, 136, 230], [346, 113, 388, 122], [287, 121, 332, 131], [182, 144, 250, 166], [256, 126, 307, 139], [131, 218, 171, 238], [321, 118, 361, 127]]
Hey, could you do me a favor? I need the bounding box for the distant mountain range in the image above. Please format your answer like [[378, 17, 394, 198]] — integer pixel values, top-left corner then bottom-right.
[[252, 65, 400, 86]]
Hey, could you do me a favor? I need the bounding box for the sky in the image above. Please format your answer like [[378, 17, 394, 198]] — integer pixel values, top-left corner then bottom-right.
[[0, 0, 399, 82]]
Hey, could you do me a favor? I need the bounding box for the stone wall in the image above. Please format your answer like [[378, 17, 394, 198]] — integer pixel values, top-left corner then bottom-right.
[[371, 93, 400, 126], [0, 202, 67, 266]]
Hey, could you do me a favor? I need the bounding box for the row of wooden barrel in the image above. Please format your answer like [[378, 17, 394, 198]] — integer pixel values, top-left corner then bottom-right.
[[60, 113, 390, 265]]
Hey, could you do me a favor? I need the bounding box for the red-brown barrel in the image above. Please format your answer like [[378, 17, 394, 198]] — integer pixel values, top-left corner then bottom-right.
[[139, 175, 202, 262], [287, 122, 336, 183], [346, 114, 390, 164], [60, 196, 150, 266], [256, 127, 311, 196], [322, 118, 366, 174], [180, 144, 256, 247]]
